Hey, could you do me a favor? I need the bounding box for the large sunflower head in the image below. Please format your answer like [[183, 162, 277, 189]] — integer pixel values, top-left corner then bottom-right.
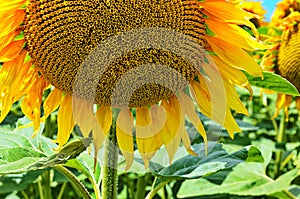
[[261, 0, 300, 119], [0, 0, 266, 169]]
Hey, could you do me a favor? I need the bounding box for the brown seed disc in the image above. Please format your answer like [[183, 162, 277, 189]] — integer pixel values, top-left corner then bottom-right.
[[24, 0, 206, 108], [278, 31, 300, 92]]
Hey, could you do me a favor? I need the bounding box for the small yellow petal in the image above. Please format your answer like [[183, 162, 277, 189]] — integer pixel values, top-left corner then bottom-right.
[[190, 79, 241, 138], [160, 97, 182, 163], [136, 107, 164, 168], [43, 88, 63, 119], [95, 106, 112, 136], [92, 117, 106, 167], [0, 39, 24, 62], [0, 9, 25, 38], [178, 92, 208, 154], [56, 95, 75, 150], [20, 77, 48, 135], [116, 109, 134, 170], [73, 98, 94, 137], [0, 0, 26, 15]]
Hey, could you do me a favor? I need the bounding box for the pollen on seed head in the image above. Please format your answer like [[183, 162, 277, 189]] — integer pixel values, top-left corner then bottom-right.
[[24, 0, 206, 108]]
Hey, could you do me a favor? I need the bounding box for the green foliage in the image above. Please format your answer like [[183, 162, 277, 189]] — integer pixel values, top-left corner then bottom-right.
[[246, 72, 300, 96]]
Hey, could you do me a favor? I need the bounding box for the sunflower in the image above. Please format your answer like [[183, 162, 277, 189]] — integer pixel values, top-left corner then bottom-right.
[[0, 0, 265, 169], [261, 0, 300, 119], [239, 0, 267, 27]]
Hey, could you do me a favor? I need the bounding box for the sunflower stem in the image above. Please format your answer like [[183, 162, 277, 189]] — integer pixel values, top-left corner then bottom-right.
[[54, 165, 92, 199], [274, 110, 287, 178], [101, 108, 119, 199], [145, 181, 169, 199]]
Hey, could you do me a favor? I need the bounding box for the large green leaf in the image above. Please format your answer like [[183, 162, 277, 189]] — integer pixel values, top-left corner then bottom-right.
[[0, 124, 51, 174], [0, 122, 91, 174], [246, 72, 299, 96], [151, 143, 263, 180], [177, 163, 299, 198], [177, 139, 298, 198]]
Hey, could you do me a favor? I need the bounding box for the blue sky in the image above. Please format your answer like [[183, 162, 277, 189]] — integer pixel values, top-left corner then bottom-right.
[[262, 0, 281, 21]]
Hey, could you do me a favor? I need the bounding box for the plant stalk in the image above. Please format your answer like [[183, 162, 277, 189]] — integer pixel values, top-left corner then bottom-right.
[[54, 165, 92, 199], [101, 108, 119, 199], [274, 110, 287, 178], [145, 181, 169, 199]]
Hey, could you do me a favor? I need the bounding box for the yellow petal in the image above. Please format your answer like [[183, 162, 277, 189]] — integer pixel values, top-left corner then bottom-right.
[[0, 39, 24, 62], [43, 88, 63, 119], [296, 97, 300, 111], [0, 51, 28, 122], [223, 78, 249, 115], [212, 57, 249, 87], [56, 95, 75, 150], [0, 29, 21, 51], [201, 0, 259, 37], [206, 17, 266, 51], [207, 36, 263, 76], [92, 117, 106, 168], [95, 106, 112, 136], [190, 79, 241, 138], [160, 97, 182, 163], [116, 109, 134, 170], [136, 107, 164, 168], [73, 98, 94, 137], [178, 92, 208, 154], [181, 127, 197, 156], [0, 9, 25, 38], [0, 0, 26, 15], [20, 77, 48, 135]]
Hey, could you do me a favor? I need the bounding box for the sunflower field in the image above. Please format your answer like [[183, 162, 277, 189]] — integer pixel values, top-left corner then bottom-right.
[[0, 0, 300, 199]]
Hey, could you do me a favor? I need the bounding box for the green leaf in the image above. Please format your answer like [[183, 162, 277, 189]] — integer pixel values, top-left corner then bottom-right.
[[151, 143, 263, 180], [245, 72, 300, 96], [28, 138, 92, 170], [65, 151, 101, 186], [0, 170, 45, 194], [177, 163, 300, 197]]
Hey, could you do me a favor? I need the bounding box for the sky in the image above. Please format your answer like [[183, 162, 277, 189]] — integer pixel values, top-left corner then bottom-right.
[[261, 0, 281, 21]]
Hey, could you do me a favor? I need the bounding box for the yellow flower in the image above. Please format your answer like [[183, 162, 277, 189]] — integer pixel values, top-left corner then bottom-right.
[[0, 0, 264, 169], [261, 0, 300, 119], [239, 0, 267, 27]]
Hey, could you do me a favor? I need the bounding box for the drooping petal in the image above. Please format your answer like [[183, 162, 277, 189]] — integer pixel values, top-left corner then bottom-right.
[[92, 116, 106, 168], [73, 98, 94, 138], [56, 95, 75, 150], [190, 79, 241, 138], [212, 57, 249, 88], [178, 92, 208, 154], [43, 88, 63, 119], [136, 106, 164, 168], [95, 106, 112, 136], [116, 109, 134, 170], [181, 127, 197, 156], [160, 97, 182, 163], [21, 76, 48, 135]]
